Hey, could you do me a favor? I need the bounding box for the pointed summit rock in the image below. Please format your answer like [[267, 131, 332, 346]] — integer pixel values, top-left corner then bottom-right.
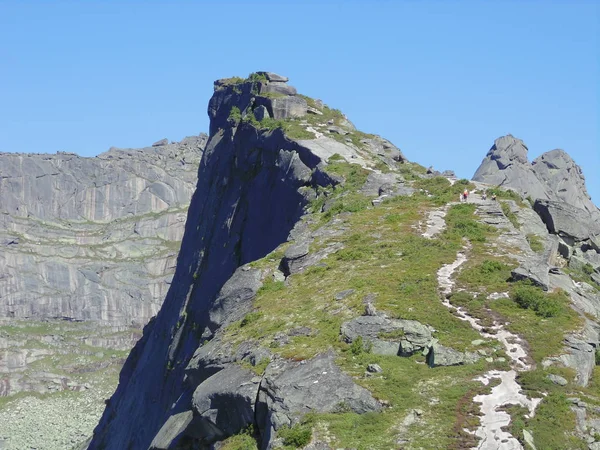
[[473, 135, 600, 241], [472, 134, 551, 201]]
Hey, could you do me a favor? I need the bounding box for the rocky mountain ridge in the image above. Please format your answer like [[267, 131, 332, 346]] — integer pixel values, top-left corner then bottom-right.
[[1, 72, 599, 449], [87, 73, 600, 450]]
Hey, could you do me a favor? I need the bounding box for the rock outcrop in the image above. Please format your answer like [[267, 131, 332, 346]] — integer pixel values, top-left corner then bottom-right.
[[0, 135, 206, 326], [88, 73, 394, 450], [472, 134, 600, 221], [473, 135, 552, 201], [81, 75, 598, 450]]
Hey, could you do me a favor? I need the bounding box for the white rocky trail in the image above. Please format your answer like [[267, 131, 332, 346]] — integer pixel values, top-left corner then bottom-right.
[[432, 188, 541, 450]]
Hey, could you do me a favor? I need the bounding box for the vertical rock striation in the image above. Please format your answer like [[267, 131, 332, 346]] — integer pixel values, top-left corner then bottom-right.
[[0, 136, 206, 326]]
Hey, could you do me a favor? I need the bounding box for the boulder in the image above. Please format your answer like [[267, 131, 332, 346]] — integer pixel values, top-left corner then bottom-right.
[[149, 410, 194, 450], [256, 351, 381, 445], [559, 335, 596, 386], [279, 242, 309, 276], [360, 172, 402, 197], [341, 314, 434, 356], [253, 105, 270, 121], [255, 95, 307, 120], [279, 240, 343, 276], [547, 374, 568, 386], [426, 343, 473, 367], [367, 363, 383, 373], [208, 267, 262, 330], [511, 261, 550, 291], [569, 255, 590, 273], [534, 199, 600, 242], [152, 138, 169, 147], [191, 365, 260, 443], [259, 82, 297, 96]]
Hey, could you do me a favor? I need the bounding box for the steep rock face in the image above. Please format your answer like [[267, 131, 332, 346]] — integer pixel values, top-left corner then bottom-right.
[[0, 136, 206, 326], [532, 149, 599, 217], [472, 135, 551, 201], [88, 74, 389, 450]]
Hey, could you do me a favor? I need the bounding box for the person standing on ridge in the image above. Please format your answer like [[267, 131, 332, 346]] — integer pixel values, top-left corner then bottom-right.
[[463, 189, 469, 202]]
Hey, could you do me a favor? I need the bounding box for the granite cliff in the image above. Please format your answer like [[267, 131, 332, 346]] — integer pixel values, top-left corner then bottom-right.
[[88, 74, 600, 450], [0, 135, 206, 326], [0, 136, 206, 448]]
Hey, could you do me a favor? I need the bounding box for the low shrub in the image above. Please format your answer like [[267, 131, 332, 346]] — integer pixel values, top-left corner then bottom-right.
[[511, 283, 565, 318], [278, 423, 312, 448], [228, 106, 242, 122], [241, 311, 263, 327]]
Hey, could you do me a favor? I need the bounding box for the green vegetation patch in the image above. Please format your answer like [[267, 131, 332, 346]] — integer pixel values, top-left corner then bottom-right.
[[278, 421, 313, 448], [500, 201, 520, 229], [486, 186, 526, 207], [218, 425, 259, 450], [511, 282, 569, 318], [444, 203, 495, 243], [526, 233, 544, 253], [414, 177, 476, 206]]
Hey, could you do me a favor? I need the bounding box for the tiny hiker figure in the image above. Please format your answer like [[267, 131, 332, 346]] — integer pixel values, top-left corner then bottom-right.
[[482, 192, 487, 201], [463, 189, 469, 202]]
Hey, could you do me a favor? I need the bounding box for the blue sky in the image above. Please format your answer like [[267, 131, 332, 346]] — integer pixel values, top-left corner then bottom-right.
[[1, 1, 598, 203]]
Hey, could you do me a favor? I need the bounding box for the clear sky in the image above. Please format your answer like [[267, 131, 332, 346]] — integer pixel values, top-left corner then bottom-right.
[[1, 1, 598, 203]]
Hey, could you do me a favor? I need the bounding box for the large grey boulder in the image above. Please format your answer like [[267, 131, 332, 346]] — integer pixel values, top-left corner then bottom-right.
[[511, 261, 550, 291], [256, 352, 380, 448], [360, 172, 403, 197], [259, 81, 297, 97], [208, 267, 262, 331], [534, 199, 600, 243], [426, 342, 475, 367], [559, 335, 596, 386], [473, 135, 551, 201], [532, 149, 600, 218], [191, 365, 260, 444], [149, 410, 195, 450], [256, 95, 308, 120], [341, 314, 434, 356]]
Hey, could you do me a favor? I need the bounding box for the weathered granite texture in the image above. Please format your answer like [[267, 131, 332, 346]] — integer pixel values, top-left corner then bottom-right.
[[0, 135, 206, 326]]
